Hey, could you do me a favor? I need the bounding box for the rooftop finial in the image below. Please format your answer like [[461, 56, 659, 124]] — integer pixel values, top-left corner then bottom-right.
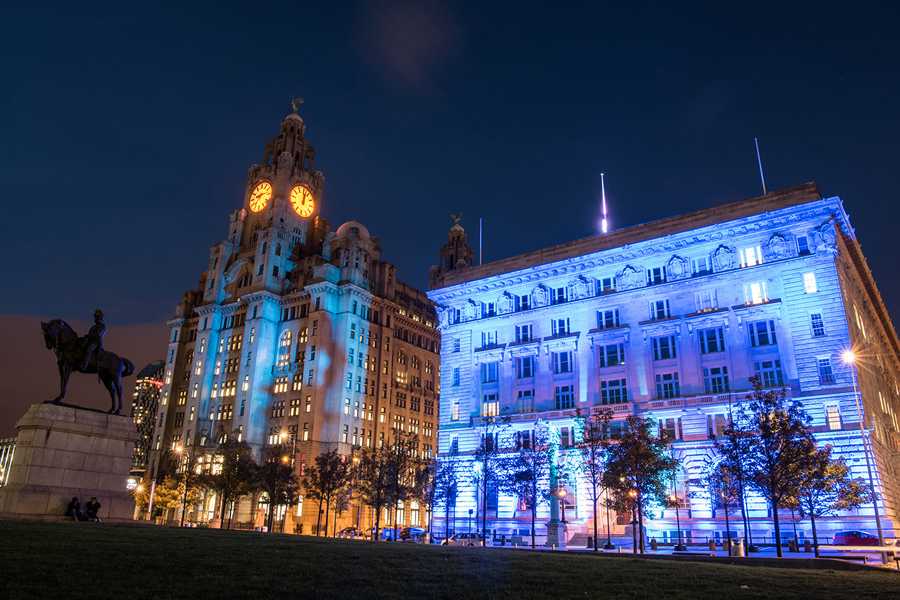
[[450, 212, 463, 227], [600, 172, 610, 234], [291, 97, 304, 114]]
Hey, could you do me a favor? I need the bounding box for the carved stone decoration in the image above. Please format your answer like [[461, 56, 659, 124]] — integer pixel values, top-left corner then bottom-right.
[[766, 233, 790, 260], [813, 221, 837, 253], [616, 264, 644, 291], [532, 284, 550, 307], [666, 255, 690, 281], [712, 244, 736, 272], [277, 150, 293, 172], [498, 291, 514, 314], [568, 275, 593, 299], [463, 299, 478, 321]]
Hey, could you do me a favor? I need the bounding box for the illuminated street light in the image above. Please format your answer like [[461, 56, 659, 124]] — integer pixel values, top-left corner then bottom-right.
[[841, 349, 856, 365]]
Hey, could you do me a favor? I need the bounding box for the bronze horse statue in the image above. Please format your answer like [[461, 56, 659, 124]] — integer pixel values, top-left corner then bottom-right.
[[41, 319, 135, 414]]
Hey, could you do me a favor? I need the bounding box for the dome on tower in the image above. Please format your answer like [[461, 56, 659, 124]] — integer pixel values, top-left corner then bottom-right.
[[335, 220, 371, 240]]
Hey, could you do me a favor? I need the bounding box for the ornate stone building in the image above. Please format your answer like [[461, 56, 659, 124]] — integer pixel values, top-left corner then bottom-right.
[[428, 183, 900, 545], [151, 107, 439, 532]]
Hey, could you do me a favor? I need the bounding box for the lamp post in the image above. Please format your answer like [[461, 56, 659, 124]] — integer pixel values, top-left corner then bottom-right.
[[603, 489, 615, 550], [670, 492, 686, 551], [175, 444, 191, 528], [842, 349, 886, 561], [554, 487, 568, 524]]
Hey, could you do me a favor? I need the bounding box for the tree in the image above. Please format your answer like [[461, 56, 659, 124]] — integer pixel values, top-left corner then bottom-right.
[[575, 408, 613, 551], [705, 460, 743, 556], [197, 439, 256, 529], [738, 377, 816, 557], [795, 445, 870, 557], [300, 449, 351, 537], [604, 415, 678, 554], [385, 434, 419, 540], [712, 402, 757, 551], [499, 423, 552, 548], [472, 416, 510, 547], [151, 475, 201, 522], [354, 446, 393, 541], [254, 445, 300, 533], [428, 458, 460, 541]]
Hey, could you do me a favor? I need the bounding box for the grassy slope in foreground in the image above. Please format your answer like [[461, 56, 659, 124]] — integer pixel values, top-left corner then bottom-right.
[[0, 520, 897, 600]]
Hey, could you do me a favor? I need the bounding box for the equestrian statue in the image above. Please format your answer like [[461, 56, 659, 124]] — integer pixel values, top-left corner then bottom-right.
[[40, 309, 135, 414]]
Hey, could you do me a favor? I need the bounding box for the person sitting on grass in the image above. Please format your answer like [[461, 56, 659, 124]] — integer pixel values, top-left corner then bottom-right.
[[65, 497, 83, 521], [84, 497, 102, 522]]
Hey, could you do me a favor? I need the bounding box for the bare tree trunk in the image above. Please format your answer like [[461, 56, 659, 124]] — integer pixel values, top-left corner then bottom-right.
[[315, 498, 323, 536], [771, 496, 783, 558], [592, 494, 599, 552], [324, 497, 331, 537], [810, 512, 820, 558], [724, 504, 731, 556], [637, 501, 645, 554]]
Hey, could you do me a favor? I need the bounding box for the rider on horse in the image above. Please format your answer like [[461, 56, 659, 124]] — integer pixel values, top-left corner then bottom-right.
[[80, 309, 107, 371]]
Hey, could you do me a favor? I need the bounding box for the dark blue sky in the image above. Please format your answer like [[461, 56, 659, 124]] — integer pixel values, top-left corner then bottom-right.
[[3, 1, 899, 326]]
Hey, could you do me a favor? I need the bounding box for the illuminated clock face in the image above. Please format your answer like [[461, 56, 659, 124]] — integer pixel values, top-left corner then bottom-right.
[[290, 184, 315, 218], [248, 181, 273, 212]]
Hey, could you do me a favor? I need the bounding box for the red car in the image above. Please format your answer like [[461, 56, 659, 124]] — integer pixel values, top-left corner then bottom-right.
[[832, 530, 880, 546]]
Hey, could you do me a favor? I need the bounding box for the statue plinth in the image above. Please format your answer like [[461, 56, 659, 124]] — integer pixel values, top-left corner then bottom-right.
[[0, 403, 138, 522], [545, 519, 568, 549]]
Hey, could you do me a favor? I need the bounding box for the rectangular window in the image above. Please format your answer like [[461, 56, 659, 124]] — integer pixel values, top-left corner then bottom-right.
[[826, 405, 841, 430], [451, 401, 460, 421], [552, 351, 573, 374], [803, 272, 818, 294], [599, 277, 616, 294], [481, 330, 499, 347], [652, 335, 677, 361], [660, 417, 682, 441], [514, 324, 534, 343], [692, 256, 711, 276], [699, 327, 726, 354], [559, 427, 574, 448], [515, 294, 531, 311], [551, 318, 571, 336], [739, 245, 763, 268], [707, 414, 728, 438], [552, 287, 568, 305], [516, 355, 535, 378], [452, 367, 460, 386], [482, 394, 499, 417], [600, 379, 628, 404], [452, 338, 461, 353], [703, 366, 730, 394], [749, 320, 777, 347], [596, 308, 620, 330], [743, 281, 769, 305], [480, 362, 499, 384], [649, 299, 671, 320], [598, 343, 625, 368], [655, 372, 680, 399], [817, 357, 835, 385], [694, 290, 718, 313], [754, 359, 784, 388], [810, 313, 826, 337], [646, 266, 667, 285], [554, 385, 575, 409], [517, 389, 534, 412], [797, 235, 810, 255]]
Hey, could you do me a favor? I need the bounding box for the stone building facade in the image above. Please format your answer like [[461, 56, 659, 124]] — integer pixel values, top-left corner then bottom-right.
[[150, 107, 439, 532], [130, 360, 164, 479], [428, 183, 900, 545]]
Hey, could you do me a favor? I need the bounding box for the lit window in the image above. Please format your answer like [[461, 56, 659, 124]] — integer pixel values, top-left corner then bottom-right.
[[826, 405, 841, 430], [739, 246, 763, 268], [803, 272, 818, 294], [482, 394, 499, 417], [451, 401, 460, 421], [744, 281, 768, 305]]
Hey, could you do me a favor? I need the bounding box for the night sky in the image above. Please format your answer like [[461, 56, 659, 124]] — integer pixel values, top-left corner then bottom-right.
[[2, 2, 899, 428]]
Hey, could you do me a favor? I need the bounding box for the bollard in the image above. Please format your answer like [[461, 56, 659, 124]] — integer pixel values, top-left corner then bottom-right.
[[734, 538, 745, 558]]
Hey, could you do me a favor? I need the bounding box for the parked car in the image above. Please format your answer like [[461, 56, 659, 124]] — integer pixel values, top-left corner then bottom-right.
[[444, 532, 487, 547], [400, 527, 426, 542], [832, 530, 880, 546], [370, 527, 400, 541], [337, 527, 363, 539]]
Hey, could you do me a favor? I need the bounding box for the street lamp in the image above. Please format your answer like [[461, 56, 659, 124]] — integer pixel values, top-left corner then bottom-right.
[[841, 348, 886, 560], [175, 444, 190, 528], [554, 487, 568, 524], [670, 492, 686, 551]]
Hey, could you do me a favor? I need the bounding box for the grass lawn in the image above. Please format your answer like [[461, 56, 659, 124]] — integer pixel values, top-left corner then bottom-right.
[[1, 520, 897, 599]]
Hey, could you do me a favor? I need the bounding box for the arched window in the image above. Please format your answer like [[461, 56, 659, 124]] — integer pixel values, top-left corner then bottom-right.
[[277, 330, 292, 368]]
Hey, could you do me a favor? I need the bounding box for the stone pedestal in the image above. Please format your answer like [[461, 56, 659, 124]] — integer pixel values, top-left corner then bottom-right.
[[0, 403, 138, 522], [545, 520, 568, 549]]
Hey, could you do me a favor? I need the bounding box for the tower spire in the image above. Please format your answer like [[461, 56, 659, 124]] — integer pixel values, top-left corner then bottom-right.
[[600, 172, 609, 234]]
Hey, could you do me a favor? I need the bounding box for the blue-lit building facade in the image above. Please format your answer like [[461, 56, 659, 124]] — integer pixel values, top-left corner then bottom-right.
[[428, 184, 900, 545]]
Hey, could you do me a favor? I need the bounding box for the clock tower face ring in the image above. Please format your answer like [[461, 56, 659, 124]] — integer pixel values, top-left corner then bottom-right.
[[248, 181, 273, 212], [290, 184, 316, 218]]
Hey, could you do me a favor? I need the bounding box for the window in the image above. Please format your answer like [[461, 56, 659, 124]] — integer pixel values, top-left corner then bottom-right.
[[647, 266, 667, 285], [597, 308, 620, 330], [480, 362, 499, 384], [739, 246, 763, 268], [514, 324, 534, 343], [699, 327, 726, 354], [652, 335, 677, 361], [555, 385, 575, 409], [703, 366, 730, 394], [517, 389, 534, 412], [810, 313, 826, 337], [743, 281, 768, 305], [453, 338, 461, 353], [302, 423, 310, 441], [481, 301, 497, 318], [449, 435, 459, 455], [452, 367, 460, 386], [817, 357, 835, 385], [826, 405, 841, 430], [481, 330, 499, 347], [659, 417, 682, 440], [694, 290, 718, 313], [516, 355, 535, 378], [600, 379, 628, 404], [551, 318, 571, 336], [797, 235, 810, 255], [707, 414, 728, 437], [515, 430, 533, 450], [515, 294, 531, 311], [598, 343, 625, 368], [552, 351, 573, 374], [649, 299, 671, 320], [451, 401, 460, 421], [754, 359, 784, 387], [692, 256, 711, 276], [655, 372, 680, 399], [552, 287, 568, 305], [803, 272, 818, 294], [749, 320, 777, 347], [599, 277, 616, 294], [559, 427, 574, 448], [482, 394, 499, 417], [277, 330, 292, 368]]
